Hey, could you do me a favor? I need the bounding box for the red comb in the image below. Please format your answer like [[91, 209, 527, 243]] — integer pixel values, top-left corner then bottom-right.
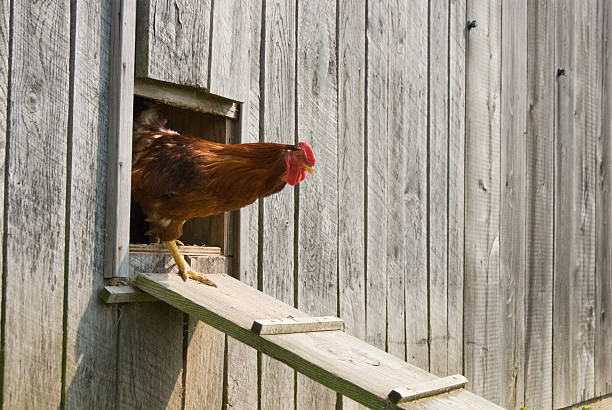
[[298, 142, 315, 166]]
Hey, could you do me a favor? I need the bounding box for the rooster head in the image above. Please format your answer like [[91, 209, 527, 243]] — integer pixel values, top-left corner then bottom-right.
[[284, 142, 315, 186]]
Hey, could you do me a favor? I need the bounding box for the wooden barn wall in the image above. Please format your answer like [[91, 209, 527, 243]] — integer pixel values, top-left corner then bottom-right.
[[0, 1, 610, 410]]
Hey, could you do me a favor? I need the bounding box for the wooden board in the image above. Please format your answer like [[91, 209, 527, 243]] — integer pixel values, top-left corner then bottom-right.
[[0, 0, 7, 404], [388, 374, 467, 404], [524, 0, 555, 408], [499, 1, 527, 408], [129, 243, 221, 256], [296, 0, 339, 408], [402, 0, 428, 369], [260, 1, 296, 408], [183, 256, 228, 409], [428, 0, 449, 377], [365, 0, 388, 353], [387, 0, 409, 362], [447, 0, 466, 378], [135, 273, 502, 410], [553, 1, 597, 406], [134, 78, 239, 119], [134, 0, 211, 89], [224, 0, 262, 408], [464, 0, 502, 403], [2, 1, 70, 407], [117, 255, 184, 409], [105, 0, 135, 278], [338, 1, 367, 408], [101, 286, 158, 304], [252, 316, 343, 335], [595, 0, 612, 397], [208, 0, 249, 102]]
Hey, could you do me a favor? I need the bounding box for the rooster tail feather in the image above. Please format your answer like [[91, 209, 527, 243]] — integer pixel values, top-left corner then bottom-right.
[[134, 106, 167, 133]]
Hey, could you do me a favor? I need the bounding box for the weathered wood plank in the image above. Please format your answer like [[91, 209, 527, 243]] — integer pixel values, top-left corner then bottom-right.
[[296, 0, 339, 408], [117, 255, 184, 409], [338, 0, 365, 345], [0, 0, 8, 403], [464, 0, 502, 403], [428, 0, 449, 377], [387, 0, 409, 362], [554, 0, 597, 406], [129, 243, 221, 255], [134, 0, 211, 89], [135, 273, 503, 410], [402, 0, 428, 369], [133, 78, 239, 119], [596, 0, 612, 397], [365, 0, 388, 353], [447, 0, 466, 378], [524, 0, 554, 408], [260, 1, 296, 408], [101, 285, 158, 304], [2, 1, 70, 407], [183, 257, 228, 409], [208, 0, 249, 102], [105, 0, 135, 278], [500, 1, 527, 408], [388, 374, 467, 404], [225, 0, 262, 408], [252, 316, 343, 335], [338, 1, 366, 408]]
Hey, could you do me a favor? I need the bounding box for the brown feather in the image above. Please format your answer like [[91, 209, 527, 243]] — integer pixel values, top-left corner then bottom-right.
[[132, 108, 297, 241]]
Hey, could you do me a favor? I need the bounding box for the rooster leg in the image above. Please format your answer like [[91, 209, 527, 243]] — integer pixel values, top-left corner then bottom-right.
[[163, 240, 217, 287]]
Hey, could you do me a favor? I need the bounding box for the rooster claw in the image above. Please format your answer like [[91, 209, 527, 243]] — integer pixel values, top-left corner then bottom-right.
[[180, 269, 217, 287]]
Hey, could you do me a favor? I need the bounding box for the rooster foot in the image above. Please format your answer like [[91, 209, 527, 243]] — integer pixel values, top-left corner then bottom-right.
[[176, 239, 185, 246], [180, 268, 217, 287]]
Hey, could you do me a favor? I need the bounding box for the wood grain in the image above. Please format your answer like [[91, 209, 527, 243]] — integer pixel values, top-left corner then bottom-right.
[[252, 316, 343, 335], [447, 0, 466, 378], [386, 0, 409, 362], [464, 0, 502, 403], [208, 0, 249, 102], [63, 2, 119, 406], [135, 273, 502, 410], [402, 0, 428, 369], [225, 0, 262, 409], [117, 255, 184, 409], [524, 0, 554, 408], [500, 1, 527, 408], [296, 1, 339, 408], [428, 0, 449, 377], [365, 0, 388, 354], [134, 0, 211, 89], [596, 0, 612, 397], [260, 1, 296, 408], [0, 0, 7, 404], [338, 1, 367, 408], [554, 0, 597, 406], [2, 1, 70, 407], [183, 256, 228, 409], [105, 0, 135, 278]]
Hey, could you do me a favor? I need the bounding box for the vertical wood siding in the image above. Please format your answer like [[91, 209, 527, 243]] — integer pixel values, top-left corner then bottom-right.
[[1, 1, 612, 409]]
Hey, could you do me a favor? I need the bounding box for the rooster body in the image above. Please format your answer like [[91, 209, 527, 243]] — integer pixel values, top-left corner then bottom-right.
[[131, 108, 315, 286]]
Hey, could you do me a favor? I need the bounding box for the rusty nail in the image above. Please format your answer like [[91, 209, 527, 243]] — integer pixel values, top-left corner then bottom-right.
[[119, 161, 123, 167], [118, 245, 123, 250]]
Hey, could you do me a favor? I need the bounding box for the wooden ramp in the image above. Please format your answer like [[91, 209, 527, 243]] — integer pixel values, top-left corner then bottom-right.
[[131, 273, 502, 409]]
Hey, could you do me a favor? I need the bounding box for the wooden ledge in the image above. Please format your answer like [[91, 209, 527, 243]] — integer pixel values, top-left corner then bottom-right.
[[388, 374, 468, 404], [129, 243, 221, 256], [251, 316, 344, 335], [101, 285, 158, 304]]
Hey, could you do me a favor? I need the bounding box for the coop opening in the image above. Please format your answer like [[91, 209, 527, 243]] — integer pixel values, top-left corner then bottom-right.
[[130, 95, 237, 256]]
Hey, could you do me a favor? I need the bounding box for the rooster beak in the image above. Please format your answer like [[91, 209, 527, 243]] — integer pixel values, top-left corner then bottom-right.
[[305, 166, 314, 175]]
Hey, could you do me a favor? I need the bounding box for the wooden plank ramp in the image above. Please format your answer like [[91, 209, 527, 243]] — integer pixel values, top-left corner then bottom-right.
[[134, 273, 502, 410]]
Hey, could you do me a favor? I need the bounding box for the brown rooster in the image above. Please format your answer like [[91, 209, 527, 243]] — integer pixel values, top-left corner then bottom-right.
[[131, 107, 315, 287]]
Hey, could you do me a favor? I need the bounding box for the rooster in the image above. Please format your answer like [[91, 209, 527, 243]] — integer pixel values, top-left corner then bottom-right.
[[131, 107, 315, 287]]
